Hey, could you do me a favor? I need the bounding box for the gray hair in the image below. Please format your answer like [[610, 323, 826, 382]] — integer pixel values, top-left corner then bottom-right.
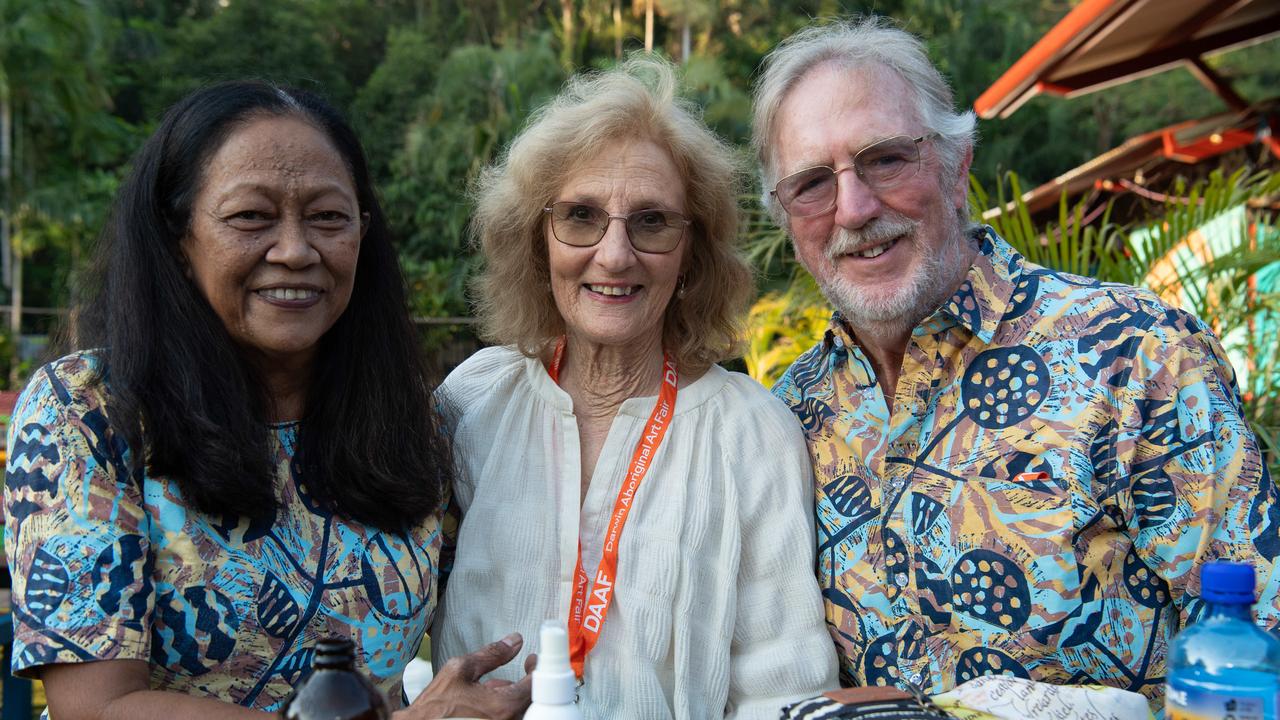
[[751, 16, 977, 222], [470, 55, 753, 373]]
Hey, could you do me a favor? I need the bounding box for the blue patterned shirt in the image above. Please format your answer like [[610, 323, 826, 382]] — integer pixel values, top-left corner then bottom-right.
[[3, 352, 442, 710], [772, 228, 1279, 705]]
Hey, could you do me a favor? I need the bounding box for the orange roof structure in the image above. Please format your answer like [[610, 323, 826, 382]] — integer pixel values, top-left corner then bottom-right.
[[975, 0, 1280, 120], [984, 101, 1276, 220]]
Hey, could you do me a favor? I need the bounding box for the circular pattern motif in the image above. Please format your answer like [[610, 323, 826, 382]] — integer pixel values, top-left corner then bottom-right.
[[862, 632, 902, 687], [950, 549, 1031, 631], [883, 528, 910, 602], [1123, 546, 1171, 609], [961, 347, 1049, 429], [955, 647, 1030, 684]]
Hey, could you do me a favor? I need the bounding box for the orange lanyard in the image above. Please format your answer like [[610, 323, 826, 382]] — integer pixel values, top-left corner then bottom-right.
[[547, 337, 679, 680]]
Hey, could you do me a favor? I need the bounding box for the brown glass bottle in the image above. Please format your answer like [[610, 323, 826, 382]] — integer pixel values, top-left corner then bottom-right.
[[279, 637, 391, 720]]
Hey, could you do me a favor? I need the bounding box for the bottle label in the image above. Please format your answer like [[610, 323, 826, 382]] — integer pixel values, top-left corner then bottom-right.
[[1167, 674, 1279, 720]]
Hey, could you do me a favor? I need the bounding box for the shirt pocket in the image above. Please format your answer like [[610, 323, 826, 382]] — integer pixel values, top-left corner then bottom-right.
[[618, 529, 679, 664], [915, 472, 1079, 643]]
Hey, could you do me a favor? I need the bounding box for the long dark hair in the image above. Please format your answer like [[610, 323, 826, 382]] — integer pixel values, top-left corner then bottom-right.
[[77, 81, 449, 532]]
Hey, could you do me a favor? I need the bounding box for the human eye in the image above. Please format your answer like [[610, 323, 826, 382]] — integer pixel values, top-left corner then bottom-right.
[[561, 204, 600, 224], [797, 172, 833, 196], [785, 168, 832, 199], [221, 209, 274, 231], [858, 140, 915, 177], [308, 210, 354, 231], [631, 210, 669, 232]]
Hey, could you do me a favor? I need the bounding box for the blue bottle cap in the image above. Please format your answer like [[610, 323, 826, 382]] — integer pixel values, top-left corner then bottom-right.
[[1200, 562, 1256, 604]]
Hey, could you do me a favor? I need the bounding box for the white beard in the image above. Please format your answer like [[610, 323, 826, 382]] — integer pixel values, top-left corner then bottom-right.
[[810, 210, 970, 333]]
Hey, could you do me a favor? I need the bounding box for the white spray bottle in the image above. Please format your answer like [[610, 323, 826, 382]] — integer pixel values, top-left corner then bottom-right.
[[523, 620, 582, 720]]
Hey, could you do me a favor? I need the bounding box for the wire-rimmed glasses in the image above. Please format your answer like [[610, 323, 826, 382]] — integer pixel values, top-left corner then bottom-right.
[[771, 133, 937, 218], [543, 202, 690, 254]]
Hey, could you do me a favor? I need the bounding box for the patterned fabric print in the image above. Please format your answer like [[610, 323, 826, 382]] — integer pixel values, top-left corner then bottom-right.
[[3, 353, 442, 710], [773, 228, 1279, 705]]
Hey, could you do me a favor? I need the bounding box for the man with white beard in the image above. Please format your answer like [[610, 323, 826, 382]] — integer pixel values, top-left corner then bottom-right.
[[754, 16, 1279, 709]]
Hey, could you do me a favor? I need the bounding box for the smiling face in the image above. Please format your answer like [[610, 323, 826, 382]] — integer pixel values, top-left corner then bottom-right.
[[546, 138, 689, 353], [772, 62, 974, 333], [182, 114, 362, 371]]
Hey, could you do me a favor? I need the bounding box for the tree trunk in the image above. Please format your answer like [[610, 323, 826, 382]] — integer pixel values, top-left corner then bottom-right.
[[681, 19, 690, 62], [560, 0, 575, 68], [644, 0, 653, 52], [613, 0, 623, 59], [9, 251, 21, 389], [1, 94, 11, 291]]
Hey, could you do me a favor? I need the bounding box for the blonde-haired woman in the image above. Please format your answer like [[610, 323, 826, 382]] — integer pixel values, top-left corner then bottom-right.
[[432, 57, 837, 719]]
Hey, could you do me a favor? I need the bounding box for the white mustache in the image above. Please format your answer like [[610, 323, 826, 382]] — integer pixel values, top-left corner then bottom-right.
[[826, 216, 918, 263]]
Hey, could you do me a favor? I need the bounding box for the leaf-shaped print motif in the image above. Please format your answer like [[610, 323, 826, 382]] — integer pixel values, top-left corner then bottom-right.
[[256, 572, 304, 638], [92, 534, 149, 624], [152, 585, 240, 676], [1132, 468, 1177, 526], [26, 546, 71, 623], [910, 492, 944, 535], [823, 475, 876, 529], [796, 396, 836, 435]]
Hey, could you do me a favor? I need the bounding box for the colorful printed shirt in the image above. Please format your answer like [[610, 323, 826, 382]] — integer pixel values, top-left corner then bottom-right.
[[3, 352, 443, 710], [772, 227, 1279, 705]]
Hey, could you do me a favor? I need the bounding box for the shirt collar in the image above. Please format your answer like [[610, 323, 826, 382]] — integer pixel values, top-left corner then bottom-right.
[[936, 225, 1022, 344]]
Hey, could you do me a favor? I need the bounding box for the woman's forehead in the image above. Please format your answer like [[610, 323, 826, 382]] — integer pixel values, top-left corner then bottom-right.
[[198, 116, 356, 202]]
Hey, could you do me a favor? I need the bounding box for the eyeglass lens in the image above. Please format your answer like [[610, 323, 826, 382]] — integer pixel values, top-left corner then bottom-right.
[[776, 135, 924, 217], [548, 202, 686, 253]]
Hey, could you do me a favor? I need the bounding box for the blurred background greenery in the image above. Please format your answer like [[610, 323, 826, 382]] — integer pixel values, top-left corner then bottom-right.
[[0, 0, 1276, 443]]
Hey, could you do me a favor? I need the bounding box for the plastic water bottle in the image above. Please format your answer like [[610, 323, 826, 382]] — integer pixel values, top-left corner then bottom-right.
[[279, 637, 390, 720], [1166, 562, 1280, 720], [524, 620, 582, 720]]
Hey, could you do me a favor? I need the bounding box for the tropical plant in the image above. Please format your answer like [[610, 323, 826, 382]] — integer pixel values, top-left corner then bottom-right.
[[0, 0, 116, 386]]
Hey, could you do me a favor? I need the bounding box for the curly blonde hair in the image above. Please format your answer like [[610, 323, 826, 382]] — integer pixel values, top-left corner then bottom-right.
[[469, 55, 752, 373]]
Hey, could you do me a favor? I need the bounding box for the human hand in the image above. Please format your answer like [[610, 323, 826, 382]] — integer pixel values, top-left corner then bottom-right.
[[396, 634, 536, 720]]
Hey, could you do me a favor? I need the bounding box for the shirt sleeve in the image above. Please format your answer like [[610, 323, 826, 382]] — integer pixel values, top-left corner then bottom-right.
[[3, 362, 153, 678], [725, 397, 839, 719], [1119, 311, 1279, 628]]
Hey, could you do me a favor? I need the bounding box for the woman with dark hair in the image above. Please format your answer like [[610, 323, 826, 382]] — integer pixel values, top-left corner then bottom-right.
[[3, 81, 530, 719]]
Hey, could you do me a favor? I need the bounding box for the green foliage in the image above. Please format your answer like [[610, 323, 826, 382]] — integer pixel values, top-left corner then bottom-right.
[[354, 28, 448, 178], [5, 0, 1280, 405], [382, 37, 565, 259], [149, 0, 353, 109]]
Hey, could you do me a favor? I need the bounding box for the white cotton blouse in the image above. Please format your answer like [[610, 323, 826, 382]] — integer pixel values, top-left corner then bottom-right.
[[431, 346, 838, 719]]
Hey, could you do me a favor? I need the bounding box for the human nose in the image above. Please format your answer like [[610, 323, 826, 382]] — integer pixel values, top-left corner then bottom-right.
[[593, 216, 637, 270], [831, 165, 883, 230], [265, 219, 321, 269]]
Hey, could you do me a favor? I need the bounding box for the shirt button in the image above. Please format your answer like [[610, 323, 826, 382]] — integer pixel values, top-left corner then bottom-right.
[[906, 671, 923, 686], [894, 573, 909, 588]]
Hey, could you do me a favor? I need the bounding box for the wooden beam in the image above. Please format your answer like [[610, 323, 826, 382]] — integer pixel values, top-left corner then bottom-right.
[[1146, 0, 1253, 53], [1185, 57, 1251, 112], [1048, 14, 1280, 93], [974, 0, 1134, 118]]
